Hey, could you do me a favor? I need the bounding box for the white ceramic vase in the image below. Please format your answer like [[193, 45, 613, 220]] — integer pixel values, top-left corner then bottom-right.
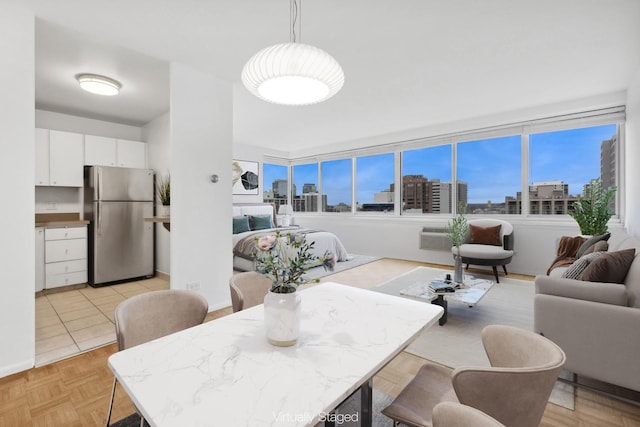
[[263, 289, 301, 347]]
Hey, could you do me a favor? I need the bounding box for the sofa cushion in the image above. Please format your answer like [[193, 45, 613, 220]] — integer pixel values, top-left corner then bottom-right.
[[582, 240, 609, 255], [561, 251, 604, 280], [576, 232, 611, 258], [579, 248, 636, 284], [469, 224, 502, 246]]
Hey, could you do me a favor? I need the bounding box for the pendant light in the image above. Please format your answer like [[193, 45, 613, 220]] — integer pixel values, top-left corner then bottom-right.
[[241, 0, 344, 106]]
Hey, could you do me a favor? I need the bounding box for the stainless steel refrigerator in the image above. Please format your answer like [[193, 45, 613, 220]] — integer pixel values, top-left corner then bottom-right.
[[84, 166, 154, 286]]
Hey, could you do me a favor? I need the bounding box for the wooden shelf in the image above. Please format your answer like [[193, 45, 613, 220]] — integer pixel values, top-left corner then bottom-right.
[[144, 216, 170, 231]]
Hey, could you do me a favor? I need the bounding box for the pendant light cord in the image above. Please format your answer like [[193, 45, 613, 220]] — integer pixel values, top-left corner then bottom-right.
[[290, 0, 301, 43]]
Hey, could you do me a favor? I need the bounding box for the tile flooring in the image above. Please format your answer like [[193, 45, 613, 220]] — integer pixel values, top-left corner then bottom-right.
[[35, 277, 169, 367]]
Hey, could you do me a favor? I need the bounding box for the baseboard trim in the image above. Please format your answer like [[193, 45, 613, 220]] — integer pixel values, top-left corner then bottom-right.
[[557, 376, 640, 407], [155, 271, 170, 281]]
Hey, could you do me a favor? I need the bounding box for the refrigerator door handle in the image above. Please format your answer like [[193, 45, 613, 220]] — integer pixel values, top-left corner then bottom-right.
[[96, 201, 102, 236], [97, 167, 102, 201]]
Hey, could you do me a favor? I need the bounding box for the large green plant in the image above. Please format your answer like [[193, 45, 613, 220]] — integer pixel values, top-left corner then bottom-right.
[[568, 178, 616, 235]]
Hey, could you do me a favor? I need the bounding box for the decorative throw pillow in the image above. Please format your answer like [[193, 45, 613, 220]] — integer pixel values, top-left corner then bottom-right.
[[576, 232, 611, 258], [582, 240, 609, 255], [561, 251, 604, 280], [469, 224, 502, 246], [249, 215, 274, 231], [578, 248, 636, 284], [232, 216, 250, 234]]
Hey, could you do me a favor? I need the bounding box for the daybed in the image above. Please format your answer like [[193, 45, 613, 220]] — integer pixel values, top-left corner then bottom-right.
[[534, 229, 640, 392], [232, 203, 350, 272]]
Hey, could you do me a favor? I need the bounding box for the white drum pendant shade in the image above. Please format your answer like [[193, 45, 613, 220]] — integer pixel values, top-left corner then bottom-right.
[[242, 42, 344, 105]]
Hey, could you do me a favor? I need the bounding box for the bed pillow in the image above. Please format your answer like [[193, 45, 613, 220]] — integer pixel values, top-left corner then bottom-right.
[[249, 215, 274, 230], [469, 224, 502, 246], [578, 248, 636, 284], [233, 216, 251, 234]]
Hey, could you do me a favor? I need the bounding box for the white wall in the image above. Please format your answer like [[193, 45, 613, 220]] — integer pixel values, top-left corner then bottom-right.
[[170, 63, 233, 310], [36, 110, 143, 141], [0, 5, 35, 377], [143, 112, 171, 275], [626, 67, 640, 237]]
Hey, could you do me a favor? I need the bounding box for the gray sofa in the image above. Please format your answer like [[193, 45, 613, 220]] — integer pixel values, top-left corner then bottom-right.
[[534, 229, 640, 392]]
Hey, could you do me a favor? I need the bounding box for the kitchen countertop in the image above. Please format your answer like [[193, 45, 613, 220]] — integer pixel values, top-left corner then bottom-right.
[[35, 213, 89, 228]]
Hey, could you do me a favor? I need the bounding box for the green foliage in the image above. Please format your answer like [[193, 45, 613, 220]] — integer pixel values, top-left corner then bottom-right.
[[568, 178, 616, 235], [255, 231, 335, 293], [156, 174, 170, 206], [446, 204, 468, 251]]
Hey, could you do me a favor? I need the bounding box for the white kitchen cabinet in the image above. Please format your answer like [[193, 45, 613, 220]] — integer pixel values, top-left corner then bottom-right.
[[49, 130, 84, 186], [44, 226, 87, 289], [35, 128, 50, 185], [35, 227, 45, 292], [35, 129, 84, 187], [117, 139, 146, 168], [84, 134, 117, 166], [84, 134, 146, 168]]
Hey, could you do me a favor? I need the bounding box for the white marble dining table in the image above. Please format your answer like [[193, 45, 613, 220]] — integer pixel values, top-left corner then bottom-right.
[[108, 282, 443, 427]]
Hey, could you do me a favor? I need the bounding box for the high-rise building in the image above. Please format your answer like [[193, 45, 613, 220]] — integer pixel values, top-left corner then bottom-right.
[[601, 135, 617, 192], [302, 183, 317, 194], [272, 179, 288, 198]]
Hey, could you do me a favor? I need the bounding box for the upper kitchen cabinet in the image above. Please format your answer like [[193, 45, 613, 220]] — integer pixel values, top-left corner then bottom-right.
[[117, 139, 146, 168], [84, 134, 117, 166], [84, 135, 146, 168], [35, 128, 84, 187]]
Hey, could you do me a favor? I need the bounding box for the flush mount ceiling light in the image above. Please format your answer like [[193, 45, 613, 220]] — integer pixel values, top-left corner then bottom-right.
[[76, 73, 121, 96], [241, 0, 344, 106]]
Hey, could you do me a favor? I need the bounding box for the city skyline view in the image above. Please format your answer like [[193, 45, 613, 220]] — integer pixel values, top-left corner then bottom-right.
[[264, 124, 617, 212]]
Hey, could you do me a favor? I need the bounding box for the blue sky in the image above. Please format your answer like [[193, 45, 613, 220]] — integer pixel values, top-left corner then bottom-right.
[[264, 124, 616, 206]]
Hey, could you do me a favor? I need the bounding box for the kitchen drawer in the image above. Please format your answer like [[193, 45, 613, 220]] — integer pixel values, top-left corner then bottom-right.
[[45, 226, 87, 241], [46, 271, 87, 289], [45, 259, 86, 276], [45, 239, 87, 262]]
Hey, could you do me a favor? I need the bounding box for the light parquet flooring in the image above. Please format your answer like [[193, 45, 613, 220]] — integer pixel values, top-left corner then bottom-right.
[[3, 259, 639, 426]]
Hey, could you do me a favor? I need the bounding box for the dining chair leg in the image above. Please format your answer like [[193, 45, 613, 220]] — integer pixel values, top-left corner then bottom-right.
[[140, 416, 145, 427], [105, 376, 117, 426]]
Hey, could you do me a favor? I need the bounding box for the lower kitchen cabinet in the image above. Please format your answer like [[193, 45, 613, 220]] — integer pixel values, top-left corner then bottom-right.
[[44, 225, 87, 289], [35, 227, 45, 292]]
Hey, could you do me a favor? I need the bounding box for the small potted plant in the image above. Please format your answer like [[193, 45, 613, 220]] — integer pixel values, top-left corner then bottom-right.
[[568, 178, 616, 235], [156, 173, 170, 217], [255, 231, 335, 346]]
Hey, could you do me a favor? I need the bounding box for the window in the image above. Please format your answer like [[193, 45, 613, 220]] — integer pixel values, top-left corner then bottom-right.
[[262, 163, 288, 210], [457, 135, 522, 214], [321, 159, 352, 212], [356, 153, 395, 213], [401, 145, 452, 214], [528, 124, 617, 215], [292, 163, 319, 212]]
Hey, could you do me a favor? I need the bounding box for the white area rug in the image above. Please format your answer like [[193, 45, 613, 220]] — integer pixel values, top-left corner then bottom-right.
[[331, 389, 394, 427], [303, 254, 381, 281], [374, 266, 575, 410]]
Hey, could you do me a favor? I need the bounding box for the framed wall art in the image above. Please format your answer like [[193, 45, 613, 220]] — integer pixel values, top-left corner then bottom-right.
[[232, 160, 259, 195]]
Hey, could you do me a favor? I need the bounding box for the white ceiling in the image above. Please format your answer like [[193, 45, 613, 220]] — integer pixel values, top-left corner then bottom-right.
[[17, 0, 640, 154]]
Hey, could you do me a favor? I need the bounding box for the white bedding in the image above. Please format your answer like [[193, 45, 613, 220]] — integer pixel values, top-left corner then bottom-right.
[[232, 226, 351, 272]]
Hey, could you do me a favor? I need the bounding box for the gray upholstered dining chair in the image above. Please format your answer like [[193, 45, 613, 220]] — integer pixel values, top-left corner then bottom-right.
[[382, 324, 566, 427], [432, 402, 505, 427], [451, 218, 514, 283], [105, 290, 209, 427], [229, 271, 272, 312]]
